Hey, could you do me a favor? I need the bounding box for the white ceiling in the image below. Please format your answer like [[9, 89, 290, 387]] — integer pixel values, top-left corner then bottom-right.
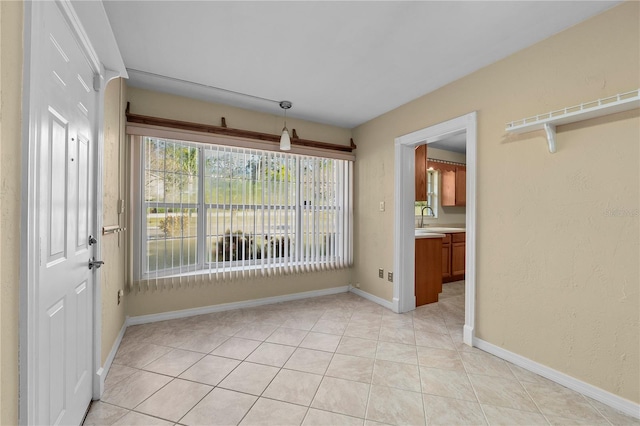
[[103, 1, 618, 129], [430, 131, 467, 154]]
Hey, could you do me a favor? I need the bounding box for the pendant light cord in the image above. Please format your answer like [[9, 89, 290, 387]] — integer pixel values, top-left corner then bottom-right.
[[127, 68, 282, 106]]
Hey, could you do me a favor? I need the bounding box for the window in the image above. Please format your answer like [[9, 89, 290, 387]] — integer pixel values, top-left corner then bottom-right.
[[415, 169, 438, 219], [136, 136, 353, 281], [426, 168, 438, 217]]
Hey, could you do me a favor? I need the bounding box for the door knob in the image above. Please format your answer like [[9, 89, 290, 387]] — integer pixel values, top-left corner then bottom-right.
[[88, 258, 105, 270]]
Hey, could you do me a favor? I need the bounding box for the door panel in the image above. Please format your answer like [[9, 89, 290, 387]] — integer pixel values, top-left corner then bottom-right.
[[48, 110, 69, 263], [46, 299, 66, 425], [76, 134, 90, 250], [74, 281, 89, 388]]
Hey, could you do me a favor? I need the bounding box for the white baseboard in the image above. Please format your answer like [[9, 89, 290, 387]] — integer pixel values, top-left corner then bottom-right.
[[96, 321, 127, 398], [349, 286, 394, 310], [127, 286, 350, 326], [463, 324, 474, 346], [473, 337, 640, 420]]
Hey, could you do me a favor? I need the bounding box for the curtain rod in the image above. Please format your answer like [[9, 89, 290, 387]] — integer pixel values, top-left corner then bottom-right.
[[125, 103, 356, 153]]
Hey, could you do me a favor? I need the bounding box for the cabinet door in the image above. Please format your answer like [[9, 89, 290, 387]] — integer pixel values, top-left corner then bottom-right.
[[441, 170, 456, 206], [455, 166, 466, 206], [452, 241, 466, 277], [442, 242, 451, 280], [415, 145, 427, 201], [415, 238, 443, 306]]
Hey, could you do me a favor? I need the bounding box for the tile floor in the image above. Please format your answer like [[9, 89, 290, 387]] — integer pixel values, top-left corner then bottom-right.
[[84, 282, 638, 426]]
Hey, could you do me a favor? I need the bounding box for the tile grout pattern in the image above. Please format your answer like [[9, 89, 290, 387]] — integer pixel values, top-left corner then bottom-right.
[[84, 281, 638, 426]]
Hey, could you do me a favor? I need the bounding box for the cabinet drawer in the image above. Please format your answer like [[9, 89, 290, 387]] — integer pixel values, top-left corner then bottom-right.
[[452, 232, 466, 243]]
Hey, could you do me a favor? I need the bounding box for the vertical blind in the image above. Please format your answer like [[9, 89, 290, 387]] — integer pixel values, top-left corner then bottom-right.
[[135, 136, 353, 290]]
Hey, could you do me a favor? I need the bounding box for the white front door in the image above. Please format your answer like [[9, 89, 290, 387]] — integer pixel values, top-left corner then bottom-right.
[[34, 2, 98, 424]]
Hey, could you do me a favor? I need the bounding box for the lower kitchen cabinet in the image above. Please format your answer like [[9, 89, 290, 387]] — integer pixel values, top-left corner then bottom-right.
[[443, 232, 465, 283], [415, 237, 443, 306], [441, 234, 451, 281]]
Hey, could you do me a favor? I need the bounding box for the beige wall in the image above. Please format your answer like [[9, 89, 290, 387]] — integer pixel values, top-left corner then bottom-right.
[[101, 78, 128, 363], [353, 2, 639, 403], [127, 86, 352, 147], [124, 87, 353, 316], [0, 2, 23, 424], [127, 269, 352, 317]]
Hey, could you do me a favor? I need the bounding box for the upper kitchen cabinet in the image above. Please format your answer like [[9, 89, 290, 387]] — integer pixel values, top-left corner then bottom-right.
[[436, 162, 466, 207], [415, 145, 427, 201]]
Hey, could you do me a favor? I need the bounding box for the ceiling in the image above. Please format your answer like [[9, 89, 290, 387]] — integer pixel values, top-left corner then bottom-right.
[[430, 131, 467, 155], [103, 1, 618, 129]]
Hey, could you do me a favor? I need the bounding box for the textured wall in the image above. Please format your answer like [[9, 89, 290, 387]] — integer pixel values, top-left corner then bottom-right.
[[352, 3, 639, 402], [124, 87, 354, 317], [0, 2, 23, 424], [100, 78, 128, 363], [127, 87, 352, 147]]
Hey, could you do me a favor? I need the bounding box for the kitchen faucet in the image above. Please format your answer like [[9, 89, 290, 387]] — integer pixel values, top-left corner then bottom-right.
[[420, 205, 434, 227]]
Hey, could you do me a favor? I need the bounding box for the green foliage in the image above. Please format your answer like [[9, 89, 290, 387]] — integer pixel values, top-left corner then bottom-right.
[[215, 230, 257, 261], [158, 214, 190, 237], [265, 236, 292, 258]]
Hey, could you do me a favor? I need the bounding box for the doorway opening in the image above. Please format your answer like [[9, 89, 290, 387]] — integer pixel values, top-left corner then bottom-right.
[[392, 112, 477, 346]]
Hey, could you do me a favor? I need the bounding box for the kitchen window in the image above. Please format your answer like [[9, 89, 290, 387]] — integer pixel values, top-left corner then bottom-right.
[[416, 169, 438, 219]]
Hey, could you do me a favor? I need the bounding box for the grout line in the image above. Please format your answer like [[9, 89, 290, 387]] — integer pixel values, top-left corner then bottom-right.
[[582, 397, 616, 426]]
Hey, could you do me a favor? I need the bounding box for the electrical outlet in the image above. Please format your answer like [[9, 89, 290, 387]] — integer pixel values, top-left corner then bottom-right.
[[355, 283, 361, 288], [117, 289, 123, 305], [378, 268, 384, 279], [387, 272, 393, 282]]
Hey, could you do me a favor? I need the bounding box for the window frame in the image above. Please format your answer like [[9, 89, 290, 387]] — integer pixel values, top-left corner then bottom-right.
[[131, 133, 352, 281], [426, 168, 438, 218]]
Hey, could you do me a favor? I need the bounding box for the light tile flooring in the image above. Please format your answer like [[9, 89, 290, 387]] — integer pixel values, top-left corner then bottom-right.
[[84, 282, 638, 426]]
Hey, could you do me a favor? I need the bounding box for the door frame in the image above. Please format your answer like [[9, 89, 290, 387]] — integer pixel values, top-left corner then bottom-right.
[[19, 1, 118, 422], [393, 112, 477, 346]]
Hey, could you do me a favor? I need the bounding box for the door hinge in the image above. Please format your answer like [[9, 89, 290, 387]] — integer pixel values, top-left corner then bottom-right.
[[93, 73, 103, 92]]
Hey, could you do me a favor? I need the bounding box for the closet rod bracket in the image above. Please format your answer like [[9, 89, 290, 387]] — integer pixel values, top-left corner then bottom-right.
[[543, 123, 556, 153]]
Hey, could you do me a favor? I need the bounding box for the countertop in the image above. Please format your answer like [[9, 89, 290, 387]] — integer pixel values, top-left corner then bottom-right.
[[415, 232, 446, 239], [415, 225, 466, 239]]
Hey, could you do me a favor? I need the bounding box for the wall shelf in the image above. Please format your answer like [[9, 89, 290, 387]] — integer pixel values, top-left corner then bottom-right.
[[505, 89, 640, 153]]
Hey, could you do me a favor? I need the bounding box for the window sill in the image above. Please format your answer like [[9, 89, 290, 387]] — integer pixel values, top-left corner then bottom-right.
[[141, 258, 345, 281]]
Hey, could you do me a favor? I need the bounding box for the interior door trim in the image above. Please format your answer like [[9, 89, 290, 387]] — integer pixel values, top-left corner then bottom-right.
[[392, 112, 477, 347]]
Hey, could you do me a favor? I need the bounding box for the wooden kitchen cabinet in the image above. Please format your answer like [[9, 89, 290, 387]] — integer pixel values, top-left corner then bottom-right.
[[443, 232, 465, 283], [415, 145, 427, 201], [415, 236, 443, 306], [442, 165, 466, 207], [455, 166, 466, 206], [451, 233, 466, 278], [441, 234, 451, 281]]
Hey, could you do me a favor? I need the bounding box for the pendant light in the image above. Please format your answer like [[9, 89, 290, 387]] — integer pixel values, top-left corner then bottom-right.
[[279, 101, 292, 151]]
